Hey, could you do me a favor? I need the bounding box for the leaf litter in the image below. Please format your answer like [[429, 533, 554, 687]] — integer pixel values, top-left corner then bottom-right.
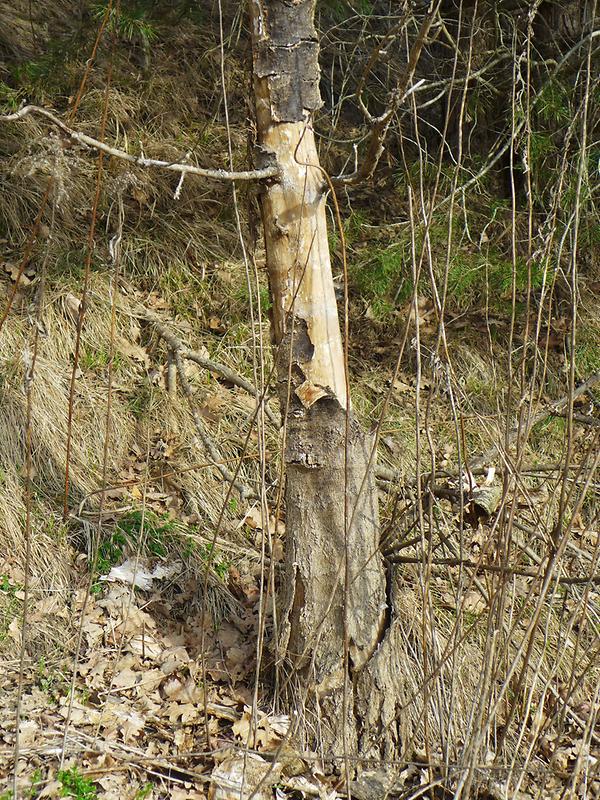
[[0, 530, 331, 799]]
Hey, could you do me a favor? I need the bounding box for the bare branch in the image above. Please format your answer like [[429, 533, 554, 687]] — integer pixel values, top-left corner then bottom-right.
[[468, 372, 600, 471], [1, 105, 279, 183], [169, 342, 257, 500], [354, 11, 412, 125], [385, 555, 600, 586], [334, 3, 440, 188], [376, 373, 600, 487], [143, 311, 280, 427]]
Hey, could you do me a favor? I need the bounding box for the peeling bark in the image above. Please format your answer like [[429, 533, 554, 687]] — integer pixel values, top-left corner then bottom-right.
[[250, 0, 347, 409], [249, 0, 400, 763]]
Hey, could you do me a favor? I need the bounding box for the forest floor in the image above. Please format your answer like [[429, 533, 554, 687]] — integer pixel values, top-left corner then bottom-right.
[[1, 2, 600, 798]]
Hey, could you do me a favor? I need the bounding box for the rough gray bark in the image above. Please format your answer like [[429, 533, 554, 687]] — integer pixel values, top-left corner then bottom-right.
[[249, 0, 403, 765]]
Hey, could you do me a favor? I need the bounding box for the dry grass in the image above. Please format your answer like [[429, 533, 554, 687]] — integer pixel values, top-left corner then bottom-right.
[[0, 79, 276, 652], [0, 4, 599, 796]]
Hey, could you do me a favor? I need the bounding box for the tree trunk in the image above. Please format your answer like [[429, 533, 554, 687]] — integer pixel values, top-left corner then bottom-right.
[[249, 0, 402, 767]]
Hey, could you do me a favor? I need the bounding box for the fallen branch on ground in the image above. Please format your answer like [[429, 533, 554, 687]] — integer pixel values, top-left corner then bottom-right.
[[468, 372, 600, 471], [169, 345, 257, 499], [143, 311, 279, 428], [376, 373, 600, 486], [141, 311, 270, 499]]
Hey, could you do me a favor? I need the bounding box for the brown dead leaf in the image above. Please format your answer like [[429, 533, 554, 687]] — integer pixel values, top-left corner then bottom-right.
[[271, 537, 284, 562], [242, 506, 263, 530], [200, 390, 227, 422], [170, 788, 206, 800], [58, 696, 102, 725], [3, 261, 31, 285], [138, 669, 165, 693], [115, 708, 146, 741], [208, 315, 226, 334], [160, 645, 191, 676], [38, 780, 62, 798], [78, 655, 109, 688], [232, 708, 289, 753], [167, 702, 200, 724], [117, 337, 150, 368], [226, 646, 251, 671], [209, 754, 280, 800], [232, 708, 252, 742], [126, 632, 163, 661], [112, 666, 141, 691], [146, 292, 170, 310], [390, 377, 412, 394], [463, 590, 486, 616], [17, 720, 39, 748], [113, 606, 157, 638], [62, 291, 82, 323], [131, 186, 151, 206], [217, 623, 241, 650], [177, 677, 203, 705]]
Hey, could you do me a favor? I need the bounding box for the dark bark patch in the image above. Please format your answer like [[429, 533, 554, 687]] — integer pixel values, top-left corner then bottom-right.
[[255, 44, 322, 121], [290, 317, 314, 363], [253, 0, 322, 120], [261, 0, 317, 46]]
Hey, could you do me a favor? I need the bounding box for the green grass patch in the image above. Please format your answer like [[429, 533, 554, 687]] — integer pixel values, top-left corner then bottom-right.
[[95, 510, 177, 578], [91, 510, 230, 590], [447, 250, 546, 311], [575, 325, 600, 378], [530, 415, 566, 452], [350, 242, 413, 319], [79, 347, 123, 373], [127, 381, 157, 419], [57, 767, 97, 800], [10, 33, 84, 104], [0, 81, 25, 112], [134, 784, 153, 800]]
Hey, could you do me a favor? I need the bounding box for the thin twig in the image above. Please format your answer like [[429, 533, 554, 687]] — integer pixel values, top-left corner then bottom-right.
[[169, 345, 256, 499], [468, 372, 600, 471], [386, 555, 600, 585], [375, 373, 600, 483], [334, 3, 440, 187]]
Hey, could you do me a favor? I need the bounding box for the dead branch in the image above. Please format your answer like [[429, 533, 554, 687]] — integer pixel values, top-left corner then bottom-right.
[[386, 555, 600, 585], [169, 345, 257, 500], [334, 3, 440, 188], [140, 311, 281, 499], [354, 11, 412, 124], [376, 373, 600, 484], [0, 105, 279, 183], [144, 311, 280, 428], [551, 411, 600, 428], [468, 372, 600, 471]]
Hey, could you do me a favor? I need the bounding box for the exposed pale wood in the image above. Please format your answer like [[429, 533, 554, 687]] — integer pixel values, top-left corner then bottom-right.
[[250, 0, 347, 410], [249, 0, 393, 763]]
